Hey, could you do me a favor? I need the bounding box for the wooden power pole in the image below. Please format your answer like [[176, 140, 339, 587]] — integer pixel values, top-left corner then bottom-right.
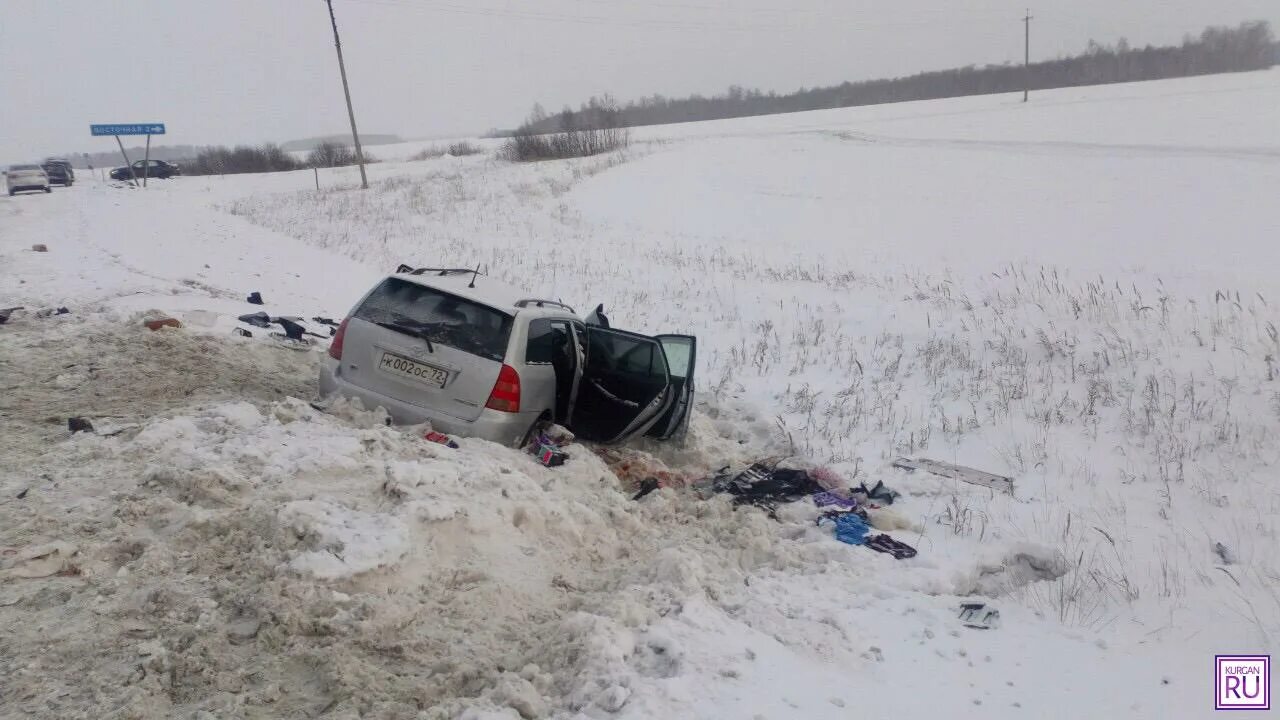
[[325, 0, 369, 189], [1023, 10, 1033, 102]]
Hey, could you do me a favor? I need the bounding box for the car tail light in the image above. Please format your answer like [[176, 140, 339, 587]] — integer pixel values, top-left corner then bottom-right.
[[485, 364, 521, 413], [328, 317, 350, 360]]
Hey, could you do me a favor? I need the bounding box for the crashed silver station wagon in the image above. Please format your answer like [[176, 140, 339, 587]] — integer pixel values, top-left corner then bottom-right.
[[319, 267, 696, 447]]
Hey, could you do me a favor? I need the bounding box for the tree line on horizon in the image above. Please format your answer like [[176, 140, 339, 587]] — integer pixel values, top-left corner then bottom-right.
[[516, 21, 1275, 134]]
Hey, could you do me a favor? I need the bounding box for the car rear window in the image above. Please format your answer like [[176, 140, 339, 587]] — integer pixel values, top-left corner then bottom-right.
[[10, 165, 39, 171], [353, 277, 514, 362]]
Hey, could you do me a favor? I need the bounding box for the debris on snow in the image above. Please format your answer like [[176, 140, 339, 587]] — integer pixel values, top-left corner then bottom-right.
[[143, 317, 182, 331], [958, 602, 1001, 630], [893, 457, 1014, 495]]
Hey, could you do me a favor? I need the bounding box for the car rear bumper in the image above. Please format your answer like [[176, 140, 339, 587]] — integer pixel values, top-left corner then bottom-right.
[[8, 184, 47, 192], [318, 358, 539, 447]]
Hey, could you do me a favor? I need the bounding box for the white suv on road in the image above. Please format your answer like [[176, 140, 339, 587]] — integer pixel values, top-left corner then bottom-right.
[[319, 267, 696, 447], [6, 165, 51, 196]]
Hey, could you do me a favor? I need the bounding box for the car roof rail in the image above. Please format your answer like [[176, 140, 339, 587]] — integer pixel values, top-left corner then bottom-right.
[[514, 298, 576, 313], [394, 265, 479, 276]]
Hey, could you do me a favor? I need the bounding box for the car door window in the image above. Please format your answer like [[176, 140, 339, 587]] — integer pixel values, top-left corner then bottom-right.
[[525, 319, 554, 364], [647, 335, 697, 440], [659, 337, 693, 378]]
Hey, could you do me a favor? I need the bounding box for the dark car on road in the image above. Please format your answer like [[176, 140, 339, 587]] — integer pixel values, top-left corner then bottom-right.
[[110, 159, 181, 181], [42, 159, 74, 186]]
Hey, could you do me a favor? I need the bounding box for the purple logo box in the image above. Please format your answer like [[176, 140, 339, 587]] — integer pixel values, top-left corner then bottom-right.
[[1216, 655, 1270, 711]]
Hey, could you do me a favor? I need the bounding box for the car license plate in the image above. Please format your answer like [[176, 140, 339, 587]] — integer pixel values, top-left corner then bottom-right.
[[378, 351, 448, 388]]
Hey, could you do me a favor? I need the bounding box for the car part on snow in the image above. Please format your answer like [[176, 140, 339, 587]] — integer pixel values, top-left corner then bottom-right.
[[424, 430, 460, 449], [143, 317, 182, 331], [958, 602, 1000, 629], [851, 479, 900, 506], [893, 457, 1014, 495], [0, 307, 23, 324], [247, 291, 264, 305], [67, 417, 94, 434], [35, 307, 70, 318], [233, 327, 253, 338], [864, 534, 918, 560], [1213, 541, 1236, 565]]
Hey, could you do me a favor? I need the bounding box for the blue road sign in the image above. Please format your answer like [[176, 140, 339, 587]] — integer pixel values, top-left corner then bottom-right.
[[90, 123, 166, 136]]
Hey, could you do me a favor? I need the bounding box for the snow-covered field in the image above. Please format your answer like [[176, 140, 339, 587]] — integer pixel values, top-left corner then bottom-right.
[[3, 70, 1279, 719]]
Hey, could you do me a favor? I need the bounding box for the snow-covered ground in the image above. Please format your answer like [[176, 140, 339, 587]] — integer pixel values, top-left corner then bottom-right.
[[3, 70, 1279, 719]]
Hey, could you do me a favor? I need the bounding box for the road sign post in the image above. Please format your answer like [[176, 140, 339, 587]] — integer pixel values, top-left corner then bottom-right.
[[90, 124, 166, 189]]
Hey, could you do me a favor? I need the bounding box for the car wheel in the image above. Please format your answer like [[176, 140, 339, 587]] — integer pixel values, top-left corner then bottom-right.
[[7, 190, 14, 197], [44, 186, 52, 193], [520, 413, 553, 449]]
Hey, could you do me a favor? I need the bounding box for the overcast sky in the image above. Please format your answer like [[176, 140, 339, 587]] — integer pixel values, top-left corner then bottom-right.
[[1, 0, 1276, 162]]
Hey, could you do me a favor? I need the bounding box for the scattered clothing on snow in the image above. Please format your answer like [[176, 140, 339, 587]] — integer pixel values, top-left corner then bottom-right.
[[0, 307, 23, 324], [811, 490, 857, 510], [864, 533, 917, 560], [31, 244, 48, 252], [829, 513, 872, 545], [35, 307, 70, 318], [247, 291, 264, 305], [233, 327, 253, 338], [851, 479, 900, 506], [712, 462, 826, 513], [275, 318, 307, 340], [67, 417, 94, 434], [238, 311, 273, 328]]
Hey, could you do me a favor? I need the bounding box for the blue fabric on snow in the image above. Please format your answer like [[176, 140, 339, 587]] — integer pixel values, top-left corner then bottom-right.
[[833, 513, 871, 545]]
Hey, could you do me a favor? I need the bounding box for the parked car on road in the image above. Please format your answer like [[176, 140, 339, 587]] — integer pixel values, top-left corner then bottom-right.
[[320, 267, 696, 447], [109, 159, 181, 181], [42, 158, 74, 186], [5, 165, 51, 195]]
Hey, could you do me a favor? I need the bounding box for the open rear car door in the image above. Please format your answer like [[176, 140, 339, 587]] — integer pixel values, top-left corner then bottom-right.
[[568, 327, 674, 443], [645, 335, 696, 440]]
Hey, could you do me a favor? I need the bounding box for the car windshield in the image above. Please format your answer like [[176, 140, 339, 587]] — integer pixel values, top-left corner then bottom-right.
[[353, 277, 514, 362], [10, 164, 38, 171]]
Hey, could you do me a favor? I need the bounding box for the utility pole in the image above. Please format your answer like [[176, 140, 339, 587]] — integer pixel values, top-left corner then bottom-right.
[[1022, 9, 1033, 102], [325, 0, 368, 189]]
